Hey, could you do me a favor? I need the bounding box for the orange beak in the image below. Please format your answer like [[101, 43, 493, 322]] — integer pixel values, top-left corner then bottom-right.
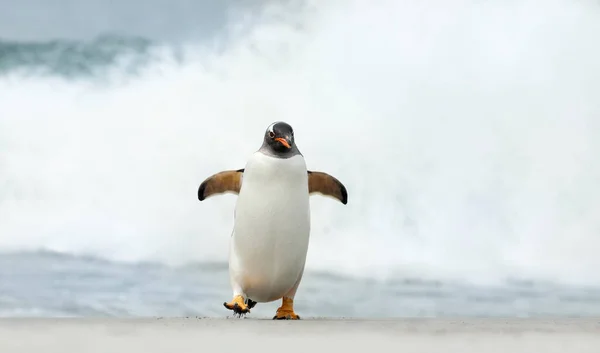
[[275, 137, 291, 149]]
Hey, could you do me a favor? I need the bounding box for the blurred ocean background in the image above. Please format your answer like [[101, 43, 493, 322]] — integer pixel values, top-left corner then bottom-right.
[[1, 0, 600, 318]]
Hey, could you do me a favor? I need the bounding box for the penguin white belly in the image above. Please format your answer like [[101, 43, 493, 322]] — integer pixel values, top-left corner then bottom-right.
[[229, 153, 310, 303]]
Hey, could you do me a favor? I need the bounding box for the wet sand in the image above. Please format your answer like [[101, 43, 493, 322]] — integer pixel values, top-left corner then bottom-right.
[[0, 317, 599, 352]]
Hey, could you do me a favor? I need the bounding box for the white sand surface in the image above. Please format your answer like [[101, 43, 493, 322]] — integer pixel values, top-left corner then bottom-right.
[[0, 318, 599, 352]]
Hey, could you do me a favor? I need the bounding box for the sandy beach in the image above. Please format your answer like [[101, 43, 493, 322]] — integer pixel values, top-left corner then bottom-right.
[[1, 317, 599, 352]]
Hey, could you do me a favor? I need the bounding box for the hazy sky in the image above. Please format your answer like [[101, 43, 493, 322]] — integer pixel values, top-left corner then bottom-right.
[[0, 0, 267, 42]]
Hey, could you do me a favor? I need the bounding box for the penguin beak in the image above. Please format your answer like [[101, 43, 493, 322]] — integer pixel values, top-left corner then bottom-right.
[[275, 137, 291, 149]]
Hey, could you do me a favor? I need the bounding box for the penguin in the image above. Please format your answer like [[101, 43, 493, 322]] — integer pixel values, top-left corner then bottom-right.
[[197, 121, 347, 320]]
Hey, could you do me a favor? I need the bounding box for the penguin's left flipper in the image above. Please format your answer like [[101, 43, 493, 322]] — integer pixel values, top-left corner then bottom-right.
[[198, 169, 244, 201], [307, 171, 348, 205]]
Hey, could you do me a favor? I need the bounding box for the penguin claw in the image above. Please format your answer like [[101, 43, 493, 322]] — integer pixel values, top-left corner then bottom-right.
[[247, 299, 257, 309], [223, 302, 250, 317], [272, 313, 301, 320]]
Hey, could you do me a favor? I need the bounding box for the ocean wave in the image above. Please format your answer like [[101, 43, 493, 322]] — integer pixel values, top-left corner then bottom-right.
[[0, 34, 163, 78], [1, 0, 600, 287]]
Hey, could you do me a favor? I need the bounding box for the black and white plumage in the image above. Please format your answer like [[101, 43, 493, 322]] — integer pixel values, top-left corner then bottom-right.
[[197, 121, 347, 319]]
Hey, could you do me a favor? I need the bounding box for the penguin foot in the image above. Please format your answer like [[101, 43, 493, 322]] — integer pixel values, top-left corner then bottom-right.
[[272, 297, 301, 320], [223, 295, 251, 317]]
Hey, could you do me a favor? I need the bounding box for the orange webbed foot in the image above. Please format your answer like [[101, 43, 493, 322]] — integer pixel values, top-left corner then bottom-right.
[[223, 295, 251, 317], [273, 297, 301, 320]]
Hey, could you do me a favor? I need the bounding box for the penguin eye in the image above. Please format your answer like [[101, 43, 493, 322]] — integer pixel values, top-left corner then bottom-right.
[[268, 131, 275, 138]]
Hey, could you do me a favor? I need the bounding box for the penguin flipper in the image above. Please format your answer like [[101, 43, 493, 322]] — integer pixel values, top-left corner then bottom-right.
[[307, 171, 348, 205], [198, 169, 244, 201]]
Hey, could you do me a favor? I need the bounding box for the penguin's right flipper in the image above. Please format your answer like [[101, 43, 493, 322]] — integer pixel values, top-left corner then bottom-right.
[[198, 169, 244, 201]]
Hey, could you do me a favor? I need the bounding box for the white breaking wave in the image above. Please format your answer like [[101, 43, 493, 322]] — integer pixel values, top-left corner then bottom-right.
[[1, 0, 600, 286]]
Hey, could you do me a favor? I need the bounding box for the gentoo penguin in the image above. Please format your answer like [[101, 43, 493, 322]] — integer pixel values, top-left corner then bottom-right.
[[197, 121, 347, 320]]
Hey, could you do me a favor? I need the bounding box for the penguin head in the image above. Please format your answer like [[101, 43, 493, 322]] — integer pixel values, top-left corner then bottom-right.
[[263, 121, 296, 154]]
